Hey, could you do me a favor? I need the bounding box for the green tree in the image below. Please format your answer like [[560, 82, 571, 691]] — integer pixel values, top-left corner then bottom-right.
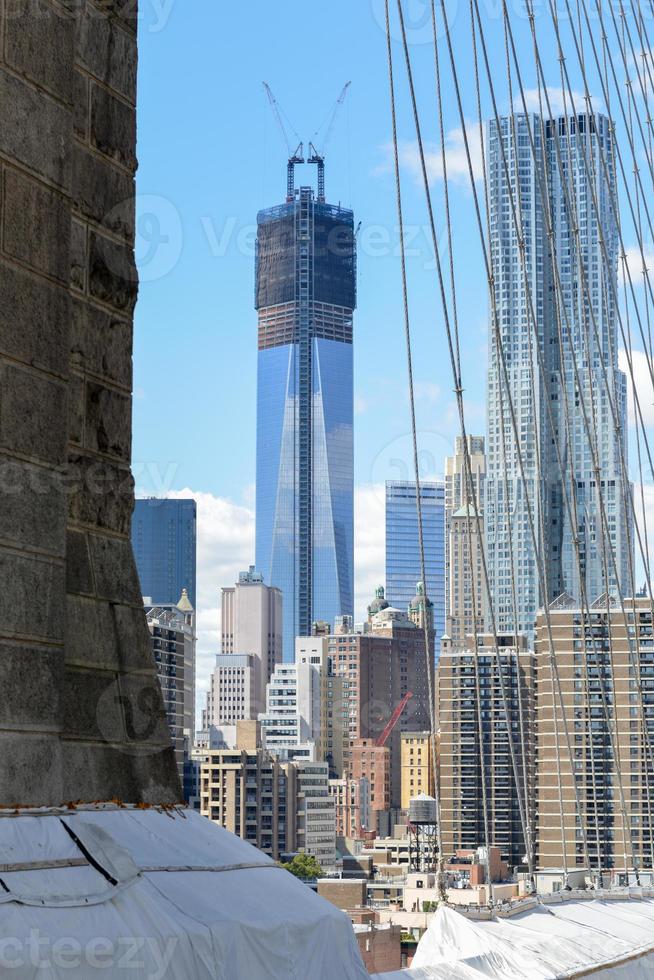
[[281, 852, 324, 880]]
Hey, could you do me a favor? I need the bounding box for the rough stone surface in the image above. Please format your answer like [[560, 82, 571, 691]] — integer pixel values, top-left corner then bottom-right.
[[0, 265, 70, 377], [0, 0, 181, 805], [0, 364, 68, 466], [0, 644, 63, 731], [0, 69, 71, 187], [90, 83, 136, 169], [3, 168, 70, 282], [4, 1, 75, 102]]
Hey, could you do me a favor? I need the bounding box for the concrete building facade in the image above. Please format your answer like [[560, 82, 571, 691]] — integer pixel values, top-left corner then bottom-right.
[[220, 566, 282, 712], [401, 731, 434, 809], [536, 595, 654, 873], [445, 436, 486, 638], [438, 633, 535, 866], [327, 593, 435, 808], [200, 747, 335, 871], [446, 505, 487, 646], [145, 590, 196, 778]]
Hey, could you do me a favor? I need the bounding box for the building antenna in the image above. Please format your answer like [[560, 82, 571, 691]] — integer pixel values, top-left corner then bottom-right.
[[262, 82, 304, 201]]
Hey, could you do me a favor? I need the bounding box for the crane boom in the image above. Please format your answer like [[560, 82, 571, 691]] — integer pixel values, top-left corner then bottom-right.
[[375, 691, 414, 748], [262, 82, 304, 201], [322, 80, 351, 152]]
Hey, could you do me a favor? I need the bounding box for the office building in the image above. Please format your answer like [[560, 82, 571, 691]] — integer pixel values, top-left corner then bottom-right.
[[446, 505, 487, 645], [258, 637, 346, 772], [401, 731, 434, 809], [204, 654, 257, 729], [438, 632, 535, 866], [445, 437, 486, 645], [200, 739, 335, 872], [255, 163, 356, 658], [485, 113, 631, 639], [536, 594, 654, 873], [329, 777, 371, 839], [132, 498, 197, 607], [220, 566, 282, 710], [327, 586, 435, 808], [145, 589, 197, 778], [385, 481, 445, 657]]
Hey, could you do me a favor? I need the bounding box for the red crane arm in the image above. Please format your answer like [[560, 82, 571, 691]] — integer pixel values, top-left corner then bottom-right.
[[375, 691, 413, 748]]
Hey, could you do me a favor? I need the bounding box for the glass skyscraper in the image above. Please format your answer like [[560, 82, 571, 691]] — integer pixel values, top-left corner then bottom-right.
[[255, 175, 356, 659], [385, 481, 445, 656], [485, 113, 631, 639], [131, 498, 197, 607]]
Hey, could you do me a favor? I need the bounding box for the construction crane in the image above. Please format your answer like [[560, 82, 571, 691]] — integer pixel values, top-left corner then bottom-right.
[[309, 82, 351, 203], [375, 691, 414, 748], [262, 82, 304, 202]]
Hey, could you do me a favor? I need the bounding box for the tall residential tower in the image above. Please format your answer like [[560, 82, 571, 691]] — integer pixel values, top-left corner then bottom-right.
[[255, 159, 356, 657], [485, 113, 631, 638]]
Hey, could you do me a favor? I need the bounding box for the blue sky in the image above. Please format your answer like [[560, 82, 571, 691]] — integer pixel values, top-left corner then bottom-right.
[[131, 0, 654, 699]]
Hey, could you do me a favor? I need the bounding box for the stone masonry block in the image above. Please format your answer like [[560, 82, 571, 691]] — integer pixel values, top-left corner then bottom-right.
[[70, 217, 87, 291], [88, 230, 138, 312], [67, 453, 134, 535], [65, 594, 119, 669], [75, 7, 136, 101], [0, 265, 69, 377], [0, 459, 67, 555], [119, 672, 172, 748], [85, 380, 131, 460], [0, 732, 64, 806], [0, 550, 64, 642], [4, 1, 75, 103], [73, 143, 134, 240], [0, 643, 63, 731], [61, 666, 124, 741], [0, 363, 68, 465], [3, 168, 70, 283], [90, 83, 136, 169], [87, 532, 142, 603], [0, 69, 71, 189], [70, 296, 132, 387], [68, 370, 85, 445], [72, 67, 89, 140], [65, 529, 94, 594], [61, 741, 180, 806], [112, 603, 158, 672]]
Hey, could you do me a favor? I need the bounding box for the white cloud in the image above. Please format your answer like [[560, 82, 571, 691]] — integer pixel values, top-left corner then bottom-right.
[[374, 122, 484, 188], [516, 87, 604, 116], [164, 489, 255, 721], [163, 486, 388, 720], [620, 243, 654, 288], [618, 347, 654, 427], [355, 484, 386, 621]]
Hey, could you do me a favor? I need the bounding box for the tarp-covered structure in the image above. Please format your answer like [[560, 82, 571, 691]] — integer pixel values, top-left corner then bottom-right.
[[375, 899, 654, 979], [0, 805, 369, 979]]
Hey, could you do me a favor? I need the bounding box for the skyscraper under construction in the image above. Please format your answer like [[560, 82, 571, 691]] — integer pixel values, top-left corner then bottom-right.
[[255, 151, 356, 658]]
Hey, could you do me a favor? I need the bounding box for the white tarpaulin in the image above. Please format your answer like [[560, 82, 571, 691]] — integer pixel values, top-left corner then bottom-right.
[[375, 898, 654, 979], [0, 805, 369, 980]]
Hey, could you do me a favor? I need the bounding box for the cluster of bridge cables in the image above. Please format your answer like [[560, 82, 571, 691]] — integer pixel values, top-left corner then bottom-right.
[[385, 0, 654, 902]]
